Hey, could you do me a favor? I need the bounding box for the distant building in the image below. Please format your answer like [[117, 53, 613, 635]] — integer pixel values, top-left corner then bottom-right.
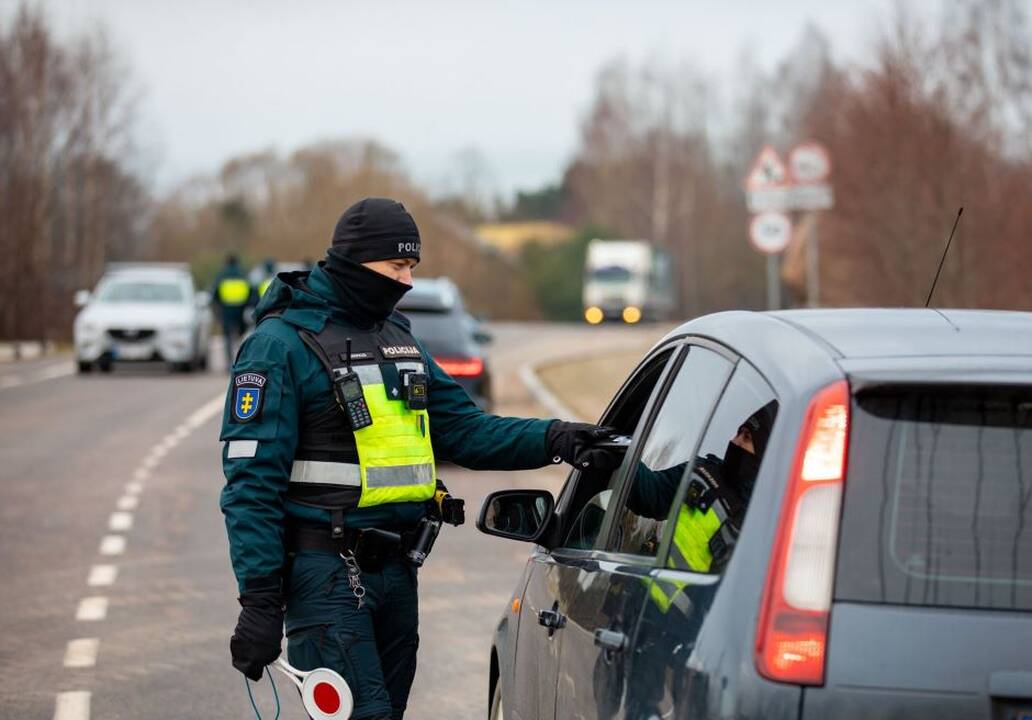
[[474, 221, 575, 257]]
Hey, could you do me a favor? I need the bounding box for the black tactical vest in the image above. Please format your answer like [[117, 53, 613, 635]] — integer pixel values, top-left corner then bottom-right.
[[286, 316, 429, 511]]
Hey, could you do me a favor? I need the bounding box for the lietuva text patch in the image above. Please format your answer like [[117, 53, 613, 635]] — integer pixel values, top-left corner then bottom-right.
[[379, 345, 422, 359], [233, 372, 267, 422]]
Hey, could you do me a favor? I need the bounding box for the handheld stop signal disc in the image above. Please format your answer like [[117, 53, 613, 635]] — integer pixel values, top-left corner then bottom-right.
[[274, 658, 353, 719]]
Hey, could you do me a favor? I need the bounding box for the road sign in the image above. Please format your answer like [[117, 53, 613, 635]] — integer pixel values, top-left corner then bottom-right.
[[749, 212, 792, 254], [745, 145, 788, 190], [747, 185, 834, 213], [787, 141, 834, 210], [788, 142, 831, 184], [789, 184, 834, 211], [746, 187, 790, 213]]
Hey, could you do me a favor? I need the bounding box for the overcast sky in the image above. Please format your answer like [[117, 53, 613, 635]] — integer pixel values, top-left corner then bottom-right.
[[18, 0, 945, 199]]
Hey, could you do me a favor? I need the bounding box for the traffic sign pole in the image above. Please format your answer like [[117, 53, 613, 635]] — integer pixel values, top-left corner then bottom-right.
[[744, 141, 833, 310], [767, 255, 781, 310], [807, 219, 819, 308]]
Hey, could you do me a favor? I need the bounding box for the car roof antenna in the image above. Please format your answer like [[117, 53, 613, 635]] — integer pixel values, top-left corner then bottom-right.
[[924, 207, 964, 308]]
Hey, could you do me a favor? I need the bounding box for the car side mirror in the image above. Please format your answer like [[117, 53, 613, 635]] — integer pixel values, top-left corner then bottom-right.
[[195, 291, 211, 308], [477, 489, 555, 544], [74, 290, 91, 307], [473, 328, 493, 345]]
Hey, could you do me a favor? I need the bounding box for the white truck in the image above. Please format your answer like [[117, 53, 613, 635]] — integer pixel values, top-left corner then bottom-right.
[[582, 239, 675, 324]]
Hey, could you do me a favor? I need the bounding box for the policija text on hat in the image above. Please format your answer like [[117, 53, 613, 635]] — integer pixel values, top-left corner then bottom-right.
[[218, 198, 622, 720]]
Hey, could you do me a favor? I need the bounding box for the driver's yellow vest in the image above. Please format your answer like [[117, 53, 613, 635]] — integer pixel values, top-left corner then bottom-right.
[[648, 466, 740, 614]]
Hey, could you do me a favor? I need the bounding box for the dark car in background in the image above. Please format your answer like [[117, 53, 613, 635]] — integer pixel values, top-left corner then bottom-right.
[[478, 309, 1032, 720], [398, 277, 493, 411]]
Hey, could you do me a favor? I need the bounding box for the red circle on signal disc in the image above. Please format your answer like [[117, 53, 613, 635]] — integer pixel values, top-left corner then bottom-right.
[[313, 682, 341, 714]]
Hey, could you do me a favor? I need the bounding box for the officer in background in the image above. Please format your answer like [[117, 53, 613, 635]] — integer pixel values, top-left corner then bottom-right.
[[255, 258, 277, 299], [211, 253, 252, 371], [220, 197, 617, 720]]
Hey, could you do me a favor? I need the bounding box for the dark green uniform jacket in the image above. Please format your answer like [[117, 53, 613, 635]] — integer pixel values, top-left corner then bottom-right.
[[219, 266, 555, 592]]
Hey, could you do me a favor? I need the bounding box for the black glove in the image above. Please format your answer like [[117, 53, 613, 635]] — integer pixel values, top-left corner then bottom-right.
[[230, 592, 284, 681], [546, 421, 625, 471]]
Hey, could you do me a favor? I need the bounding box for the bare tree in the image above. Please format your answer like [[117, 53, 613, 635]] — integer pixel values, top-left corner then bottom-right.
[[0, 4, 147, 344], [152, 137, 539, 320]]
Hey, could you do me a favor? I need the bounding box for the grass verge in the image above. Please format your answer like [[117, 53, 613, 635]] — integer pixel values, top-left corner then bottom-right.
[[535, 347, 649, 421]]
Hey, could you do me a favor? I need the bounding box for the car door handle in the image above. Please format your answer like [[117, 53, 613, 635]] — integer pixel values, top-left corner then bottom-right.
[[593, 628, 627, 653], [538, 608, 566, 630]]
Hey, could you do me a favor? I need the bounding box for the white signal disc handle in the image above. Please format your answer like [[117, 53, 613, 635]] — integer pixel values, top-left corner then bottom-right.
[[274, 657, 353, 719]]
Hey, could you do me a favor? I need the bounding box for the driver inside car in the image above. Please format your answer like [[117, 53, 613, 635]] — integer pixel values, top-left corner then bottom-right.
[[624, 402, 776, 572]]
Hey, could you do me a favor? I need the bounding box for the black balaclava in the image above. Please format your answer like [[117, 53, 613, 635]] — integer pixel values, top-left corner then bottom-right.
[[322, 198, 421, 327], [723, 400, 777, 497]]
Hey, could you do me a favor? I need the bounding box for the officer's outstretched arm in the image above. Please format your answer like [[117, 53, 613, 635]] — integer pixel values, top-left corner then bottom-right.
[[422, 346, 554, 471], [219, 332, 300, 595]]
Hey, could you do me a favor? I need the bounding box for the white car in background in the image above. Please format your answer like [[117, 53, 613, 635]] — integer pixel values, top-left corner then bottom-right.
[[73, 264, 213, 373]]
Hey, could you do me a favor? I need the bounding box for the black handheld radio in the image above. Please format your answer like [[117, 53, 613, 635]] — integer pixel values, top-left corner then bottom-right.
[[334, 338, 373, 430]]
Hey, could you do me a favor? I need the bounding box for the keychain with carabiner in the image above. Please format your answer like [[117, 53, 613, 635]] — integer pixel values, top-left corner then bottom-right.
[[339, 551, 366, 609]]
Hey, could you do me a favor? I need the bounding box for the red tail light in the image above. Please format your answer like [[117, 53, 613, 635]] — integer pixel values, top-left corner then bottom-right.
[[435, 356, 484, 377], [756, 380, 849, 686]]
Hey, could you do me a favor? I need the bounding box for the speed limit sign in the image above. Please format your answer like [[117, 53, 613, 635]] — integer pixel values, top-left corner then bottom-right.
[[749, 212, 792, 254]]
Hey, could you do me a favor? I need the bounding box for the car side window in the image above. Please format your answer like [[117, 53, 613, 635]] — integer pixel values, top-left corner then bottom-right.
[[664, 361, 778, 574], [560, 346, 679, 551], [607, 345, 734, 557]]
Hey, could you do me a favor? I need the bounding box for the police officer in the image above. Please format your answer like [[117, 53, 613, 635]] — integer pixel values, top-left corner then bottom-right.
[[220, 197, 618, 720], [211, 253, 253, 371], [256, 258, 277, 299]]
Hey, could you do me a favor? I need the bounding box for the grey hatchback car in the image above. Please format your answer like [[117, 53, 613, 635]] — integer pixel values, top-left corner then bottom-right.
[[477, 309, 1032, 720]]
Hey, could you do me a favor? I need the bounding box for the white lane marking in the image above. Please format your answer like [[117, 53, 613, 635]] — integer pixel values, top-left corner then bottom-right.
[[53, 691, 90, 720], [108, 512, 133, 532], [38, 363, 76, 380], [184, 395, 225, 429], [75, 597, 108, 622], [87, 565, 118, 587], [518, 361, 583, 421], [99, 535, 125, 556], [53, 393, 229, 714], [63, 639, 99, 668], [0, 361, 75, 392]]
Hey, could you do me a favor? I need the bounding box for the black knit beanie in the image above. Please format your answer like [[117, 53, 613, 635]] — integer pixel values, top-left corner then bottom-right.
[[330, 197, 421, 263]]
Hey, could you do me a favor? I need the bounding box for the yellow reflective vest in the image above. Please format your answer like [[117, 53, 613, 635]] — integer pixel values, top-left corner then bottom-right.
[[217, 278, 251, 306], [286, 322, 436, 512]]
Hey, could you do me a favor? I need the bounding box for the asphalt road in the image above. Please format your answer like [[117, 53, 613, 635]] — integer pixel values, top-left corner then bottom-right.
[[0, 322, 667, 720]]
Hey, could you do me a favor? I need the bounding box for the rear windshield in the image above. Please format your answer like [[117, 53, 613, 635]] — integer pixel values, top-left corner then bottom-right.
[[836, 387, 1032, 612]]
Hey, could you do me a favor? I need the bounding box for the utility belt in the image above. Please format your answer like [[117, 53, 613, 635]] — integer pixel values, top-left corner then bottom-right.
[[286, 518, 441, 572]]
